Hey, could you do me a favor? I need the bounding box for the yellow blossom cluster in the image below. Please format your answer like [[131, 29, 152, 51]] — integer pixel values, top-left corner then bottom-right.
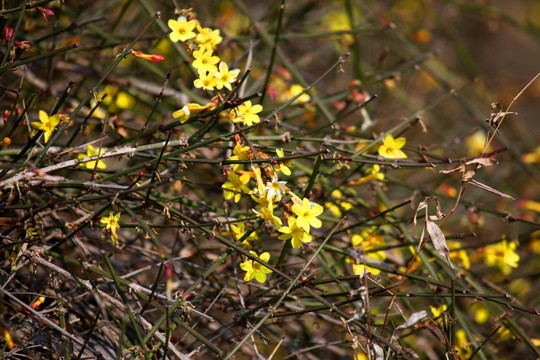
[[168, 12, 244, 124], [167, 11, 322, 283], [482, 238, 520, 275], [168, 15, 239, 92], [221, 140, 323, 282]]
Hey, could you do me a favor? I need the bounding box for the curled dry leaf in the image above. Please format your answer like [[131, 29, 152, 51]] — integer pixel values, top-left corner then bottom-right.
[[465, 157, 498, 167], [439, 164, 465, 174], [413, 199, 428, 225], [426, 221, 454, 269], [391, 310, 428, 342], [373, 343, 384, 360], [462, 170, 476, 181], [396, 310, 428, 331], [468, 179, 514, 200], [413, 197, 444, 225]]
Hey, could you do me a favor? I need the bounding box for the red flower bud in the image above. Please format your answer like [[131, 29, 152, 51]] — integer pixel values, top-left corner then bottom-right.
[[132, 50, 164, 62], [4, 27, 13, 43], [37, 6, 55, 23]]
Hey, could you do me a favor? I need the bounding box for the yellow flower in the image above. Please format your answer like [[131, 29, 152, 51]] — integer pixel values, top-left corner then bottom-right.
[[275, 148, 291, 176], [31, 110, 61, 143], [214, 62, 240, 91], [194, 26, 222, 51], [291, 198, 323, 232], [349, 165, 385, 185], [531, 230, 540, 254], [496, 326, 514, 341], [429, 304, 447, 318], [251, 165, 266, 195], [351, 251, 385, 276], [455, 329, 473, 358], [351, 227, 382, 247], [100, 212, 121, 244], [172, 98, 218, 123], [350, 227, 386, 275], [227, 142, 251, 170], [378, 134, 407, 159], [253, 201, 282, 228], [78, 144, 106, 169], [222, 171, 250, 203], [194, 71, 217, 90], [168, 18, 197, 42], [325, 189, 355, 217], [278, 216, 312, 248], [448, 241, 470, 269], [522, 145, 540, 164], [469, 303, 490, 324], [233, 100, 262, 126], [96, 85, 136, 114], [239, 251, 273, 283], [466, 130, 491, 156], [231, 221, 258, 246], [483, 239, 520, 275], [285, 84, 311, 103], [3, 328, 14, 350], [192, 48, 220, 74]]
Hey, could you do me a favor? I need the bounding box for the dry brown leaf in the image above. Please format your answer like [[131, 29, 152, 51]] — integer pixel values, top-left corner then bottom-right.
[[462, 170, 476, 181], [413, 199, 428, 225], [391, 310, 428, 343], [439, 164, 465, 174], [468, 179, 514, 199], [426, 221, 454, 269], [465, 157, 499, 167]]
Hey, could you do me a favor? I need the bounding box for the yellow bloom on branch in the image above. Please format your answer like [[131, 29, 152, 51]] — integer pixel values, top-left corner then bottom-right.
[[239, 251, 273, 283], [195, 26, 222, 52], [448, 241, 470, 269], [278, 216, 312, 249], [253, 201, 282, 228], [192, 48, 220, 74], [222, 171, 250, 203], [291, 198, 323, 232], [194, 71, 217, 90], [483, 239, 520, 275], [351, 251, 386, 276], [227, 142, 251, 170], [214, 62, 240, 91], [378, 134, 407, 159], [231, 221, 259, 246], [349, 165, 385, 185], [100, 212, 121, 244], [78, 144, 107, 169], [168, 18, 197, 43], [275, 148, 292, 176], [233, 100, 262, 126], [430, 304, 447, 319], [173, 98, 218, 123], [31, 110, 61, 143]]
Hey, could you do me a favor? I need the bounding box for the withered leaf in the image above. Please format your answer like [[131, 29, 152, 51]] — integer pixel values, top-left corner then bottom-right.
[[468, 179, 514, 200], [391, 310, 429, 342], [462, 170, 476, 181], [426, 221, 454, 269], [373, 343, 384, 360], [465, 157, 499, 167], [439, 164, 465, 174], [396, 310, 428, 331], [413, 199, 428, 225]]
